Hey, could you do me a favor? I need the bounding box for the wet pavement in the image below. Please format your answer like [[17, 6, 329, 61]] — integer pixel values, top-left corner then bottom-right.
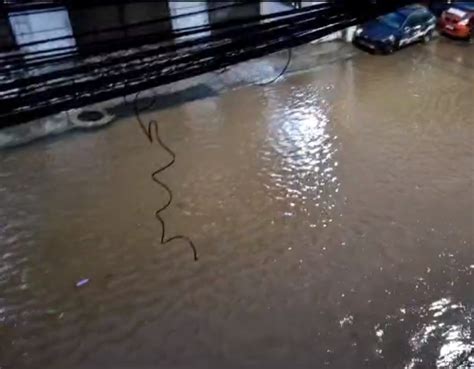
[[0, 37, 473, 369]]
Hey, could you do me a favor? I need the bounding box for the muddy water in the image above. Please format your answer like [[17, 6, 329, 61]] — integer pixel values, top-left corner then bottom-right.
[[1, 39, 473, 369]]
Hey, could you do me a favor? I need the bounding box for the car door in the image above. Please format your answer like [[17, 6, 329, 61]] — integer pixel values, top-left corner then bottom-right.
[[420, 11, 435, 33], [400, 12, 423, 46]]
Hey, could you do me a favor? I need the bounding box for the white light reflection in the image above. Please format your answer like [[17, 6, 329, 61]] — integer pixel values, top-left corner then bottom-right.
[[375, 297, 473, 369], [261, 85, 340, 224]]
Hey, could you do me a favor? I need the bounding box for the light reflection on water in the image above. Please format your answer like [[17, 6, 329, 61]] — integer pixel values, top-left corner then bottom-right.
[[376, 297, 473, 369], [260, 84, 340, 227]]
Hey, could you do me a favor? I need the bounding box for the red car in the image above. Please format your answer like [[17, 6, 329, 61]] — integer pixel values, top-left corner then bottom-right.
[[439, 3, 474, 39]]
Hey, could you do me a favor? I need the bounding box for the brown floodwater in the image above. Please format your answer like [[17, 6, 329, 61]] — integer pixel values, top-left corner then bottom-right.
[[1, 39, 473, 369]]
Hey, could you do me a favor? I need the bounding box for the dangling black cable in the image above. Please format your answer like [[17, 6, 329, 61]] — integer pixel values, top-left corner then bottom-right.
[[258, 48, 292, 86], [132, 90, 198, 262]]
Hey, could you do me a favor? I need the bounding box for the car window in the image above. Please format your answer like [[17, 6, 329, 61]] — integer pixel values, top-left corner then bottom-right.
[[379, 12, 406, 29], [405, 13, 423, 28], [404, 15, 415, 28], [420, 12, 433, 23]]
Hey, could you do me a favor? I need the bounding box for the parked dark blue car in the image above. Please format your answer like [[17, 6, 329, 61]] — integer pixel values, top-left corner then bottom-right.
[[353, 5, 437, 54]]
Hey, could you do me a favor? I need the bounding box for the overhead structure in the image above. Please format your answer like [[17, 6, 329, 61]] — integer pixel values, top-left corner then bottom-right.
[[0, 1, 415, 127]]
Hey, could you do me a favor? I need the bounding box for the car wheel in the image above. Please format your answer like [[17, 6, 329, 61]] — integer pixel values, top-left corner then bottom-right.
[[384, 39, 399, 54], [384, 44, 395, 54], [423, 30, 434, 43]]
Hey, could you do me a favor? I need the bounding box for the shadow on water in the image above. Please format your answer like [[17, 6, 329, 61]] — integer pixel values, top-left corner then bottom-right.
[[110, 83, 218, 122], [0, 83, 217, 150]]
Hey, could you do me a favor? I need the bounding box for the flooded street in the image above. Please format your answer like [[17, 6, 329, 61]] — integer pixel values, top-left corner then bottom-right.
[[1, 38, 473, 369]]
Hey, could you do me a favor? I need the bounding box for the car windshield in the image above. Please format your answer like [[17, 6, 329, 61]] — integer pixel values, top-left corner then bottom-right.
[[378, 12, 406, 29]]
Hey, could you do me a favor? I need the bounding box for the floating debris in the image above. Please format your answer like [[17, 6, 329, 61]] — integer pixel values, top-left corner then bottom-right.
[[75, 278, 90, 288]]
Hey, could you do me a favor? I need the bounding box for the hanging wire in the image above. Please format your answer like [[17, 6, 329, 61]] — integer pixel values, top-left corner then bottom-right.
[[258, 48, 292, 86], [131, 90, 198, 261], [123, 11, 320, 264]]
